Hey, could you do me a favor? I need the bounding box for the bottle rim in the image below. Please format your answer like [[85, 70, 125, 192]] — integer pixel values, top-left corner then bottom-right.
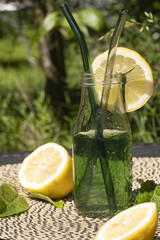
[[82, 72, 123, 86]]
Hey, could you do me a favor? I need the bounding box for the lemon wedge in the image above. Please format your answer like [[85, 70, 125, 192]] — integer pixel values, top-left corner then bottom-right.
[[19, 143, 73, 199], [95, 202, 158, 240], [92, 47, 153, 112]]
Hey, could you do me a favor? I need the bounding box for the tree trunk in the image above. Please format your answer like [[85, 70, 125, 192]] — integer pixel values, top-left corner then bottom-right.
[[33, 0, 66, 123]]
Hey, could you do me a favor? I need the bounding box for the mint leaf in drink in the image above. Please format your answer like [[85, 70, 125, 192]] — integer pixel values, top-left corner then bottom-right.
[[28, 192, 64, 208], [0, 195, 29, 218], [151, 186, 160, 211]]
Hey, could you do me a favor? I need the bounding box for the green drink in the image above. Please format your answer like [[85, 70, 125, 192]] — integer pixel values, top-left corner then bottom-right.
[[73, 130, 132, 218], [73, 73, 132, 218]]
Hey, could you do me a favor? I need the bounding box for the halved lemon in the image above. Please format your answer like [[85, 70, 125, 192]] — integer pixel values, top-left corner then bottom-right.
[[92, 47, 153, 112], [95, 202, 158, 240], [19, 143, 73, 199]]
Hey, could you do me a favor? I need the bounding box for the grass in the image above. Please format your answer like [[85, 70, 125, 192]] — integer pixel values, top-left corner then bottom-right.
[[0, 35, 74, 152]]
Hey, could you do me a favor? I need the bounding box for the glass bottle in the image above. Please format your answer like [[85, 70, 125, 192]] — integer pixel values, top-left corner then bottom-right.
[[72, 73, 132, 218]]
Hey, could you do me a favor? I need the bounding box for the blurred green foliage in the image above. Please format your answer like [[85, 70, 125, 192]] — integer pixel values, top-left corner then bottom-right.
[[0, 1, 159, 152]]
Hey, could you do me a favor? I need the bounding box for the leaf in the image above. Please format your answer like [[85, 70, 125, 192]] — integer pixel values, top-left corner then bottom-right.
[[135, 190, 154, 204], [0, 198, 6, 213], [139, 180, 157, 193], [0, 183, 29, 217], [53, 199, 64, 209], [151, 186, 160, 211], [130, 18, 136, 23], [135, 180, 156, 204], [0, 183, 18, 213], [0, 195, 29, 218], [0, 183, 18, 205], [79, 8, 106, 32], [28, 192, 64, 208], [139, 26, 144, 32], [148, 19, 154, 23], [149, 12, 153, 19], [40, 12, 60, 35], [31, 12, 60, 45], [144, 11, 150, 18]]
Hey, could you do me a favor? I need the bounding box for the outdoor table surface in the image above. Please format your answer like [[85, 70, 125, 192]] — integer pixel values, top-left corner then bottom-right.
[[0, 142, 160, 165], [0, 143, 160, 240]]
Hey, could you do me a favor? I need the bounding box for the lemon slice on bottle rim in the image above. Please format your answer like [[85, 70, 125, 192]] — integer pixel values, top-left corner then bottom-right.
[[92, 47, 153, 112]]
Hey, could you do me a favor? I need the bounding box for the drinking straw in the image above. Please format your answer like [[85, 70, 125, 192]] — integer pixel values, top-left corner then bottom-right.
[[105, 9, 128, 75], [100, 9, 128, 108], [60, 3, 98, 116], [60, 3, 117, 211]]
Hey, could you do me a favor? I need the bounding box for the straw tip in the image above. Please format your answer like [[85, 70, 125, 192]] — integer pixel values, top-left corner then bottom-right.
[[59, 2, 68, 9]]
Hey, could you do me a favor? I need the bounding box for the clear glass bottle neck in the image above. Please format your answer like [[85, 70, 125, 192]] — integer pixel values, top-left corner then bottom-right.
[[82, 72, 123, 87], [74, 73, 131, 136]]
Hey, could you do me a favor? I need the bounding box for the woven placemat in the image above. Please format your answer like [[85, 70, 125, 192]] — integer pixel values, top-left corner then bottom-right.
[[0, 157, 160, 240]]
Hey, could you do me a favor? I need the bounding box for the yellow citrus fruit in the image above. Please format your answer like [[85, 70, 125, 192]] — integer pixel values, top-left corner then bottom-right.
[[95, 202, 158, 240], [19, 143, 73, 199], [92, 47, 153, 112]]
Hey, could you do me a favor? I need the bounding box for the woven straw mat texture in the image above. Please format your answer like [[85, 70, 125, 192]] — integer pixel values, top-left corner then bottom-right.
[[0, 157, 160, 240]]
